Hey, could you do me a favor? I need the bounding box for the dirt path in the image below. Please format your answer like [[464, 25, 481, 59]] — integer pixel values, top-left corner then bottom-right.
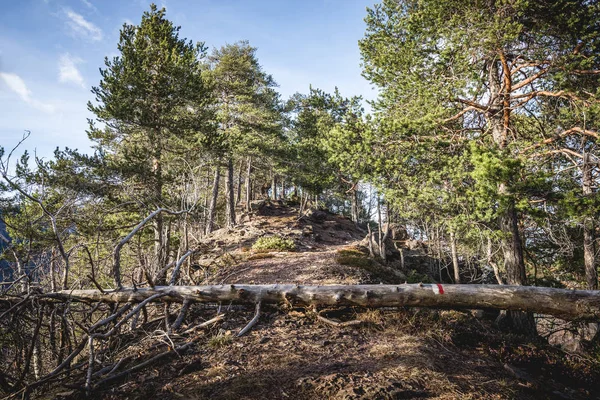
[[56, 204, 600, 400]]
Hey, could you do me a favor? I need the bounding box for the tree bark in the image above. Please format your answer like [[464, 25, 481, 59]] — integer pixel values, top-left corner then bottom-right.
[[488, 56, 536, 335], [350, 185, 359, 224], [46, 284, 600, 321], [583, 153, 597, 290], [152, 151, 165, 286], [450, 231, 461, 284], [271, 170, 277, 200], [205, 164, 221, 235], [236, 160, 243, 205], [245, 157, 252, 213], [225, 158, 236, 228]]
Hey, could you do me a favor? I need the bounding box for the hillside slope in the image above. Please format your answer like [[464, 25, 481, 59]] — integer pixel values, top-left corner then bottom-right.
[[51, 203, 600, 400]]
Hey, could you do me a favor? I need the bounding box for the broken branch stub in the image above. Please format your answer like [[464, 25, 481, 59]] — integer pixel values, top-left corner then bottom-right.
[[42, 284, 600, 322]]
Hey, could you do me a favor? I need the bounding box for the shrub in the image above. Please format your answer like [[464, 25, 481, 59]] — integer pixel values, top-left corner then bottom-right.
[[252, 236, 296, 252], [336, 248, 376, 269], [208, 332, 233, 348]]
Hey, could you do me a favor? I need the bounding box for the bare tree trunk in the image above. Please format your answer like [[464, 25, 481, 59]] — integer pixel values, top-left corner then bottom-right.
[[151, 149, 166, 287], [367, 224, 375, 258], [50, 248, 56, 292], [236, 160, 243, 205], [377, 197, 385, 261], [583, 153, 597, 290], [225, 158, 236, 228], [50, 284, 600, 321], [205, 164, 221, 235], [487, 237, 504, 285], [271, 169, 277, 200], [450, 231, 461, 284], [351, 185, 359, 224], [183, 215, 189, 273], [202, 167, 210, 233], [33, 336, 42, 380], [245, 157, 252, 213]]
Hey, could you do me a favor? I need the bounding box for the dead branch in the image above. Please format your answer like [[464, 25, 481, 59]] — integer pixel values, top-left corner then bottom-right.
[[316, 313, 362, 328], [92, 318, 221, 390], [171, 299, 191, 331], [169, 249, 197, 286], [113, 208, 188, 289], [237, 301, 261, 337], [181, 314, 224, 335]]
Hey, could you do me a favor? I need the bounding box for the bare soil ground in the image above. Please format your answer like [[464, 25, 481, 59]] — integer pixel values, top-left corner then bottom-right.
[[49, 203, 600, 400]]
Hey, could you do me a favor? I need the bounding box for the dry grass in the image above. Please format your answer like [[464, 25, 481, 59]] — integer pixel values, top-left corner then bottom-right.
[[208, 332, 233, 348]]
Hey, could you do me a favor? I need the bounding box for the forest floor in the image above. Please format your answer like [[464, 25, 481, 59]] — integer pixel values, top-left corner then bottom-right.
[[50, 203, 600, 400]]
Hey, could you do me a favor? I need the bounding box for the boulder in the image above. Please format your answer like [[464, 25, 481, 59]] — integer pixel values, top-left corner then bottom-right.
[[250, 200, 266, 211], [306, 209, 328, 223], [359, 231, 400, 260]]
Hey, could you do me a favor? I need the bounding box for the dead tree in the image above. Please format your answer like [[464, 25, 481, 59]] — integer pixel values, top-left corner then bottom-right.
[[44, 283, 600, 322]]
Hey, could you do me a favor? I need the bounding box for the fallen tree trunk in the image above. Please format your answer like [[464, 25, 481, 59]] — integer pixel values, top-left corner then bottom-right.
[[39, 284, 600, 321]]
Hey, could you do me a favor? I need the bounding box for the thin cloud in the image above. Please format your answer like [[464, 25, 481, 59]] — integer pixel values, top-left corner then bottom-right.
[[80, 0, 98, 12], [58, 53, 85, 88], [0, 72, 55, 113], [64, 8, 103, 41]]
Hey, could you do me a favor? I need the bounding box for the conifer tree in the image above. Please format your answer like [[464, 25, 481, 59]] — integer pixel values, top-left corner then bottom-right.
[[206, 41, 282, 228], [360, 0, 600, 334], [87, 4, 215, 285]]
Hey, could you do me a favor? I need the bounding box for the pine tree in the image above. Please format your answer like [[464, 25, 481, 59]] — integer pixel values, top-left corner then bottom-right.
[[87, 4, 215, 285], [360, 0, 600, 334], [206, 41, 282, 228]]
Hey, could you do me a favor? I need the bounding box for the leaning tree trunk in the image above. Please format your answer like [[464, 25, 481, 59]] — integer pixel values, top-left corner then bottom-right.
[[45, 284, 600, 322], [205, 164, 221, 235], [488, 56, 536, 335], [225, 158, 236, 228]]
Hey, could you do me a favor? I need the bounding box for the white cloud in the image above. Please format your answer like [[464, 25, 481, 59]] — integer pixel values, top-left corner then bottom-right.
[[58, 53, 85, 88], [0, 72, 55, 113], [80, 0, 97, 12], [64, 8, 103, 41]]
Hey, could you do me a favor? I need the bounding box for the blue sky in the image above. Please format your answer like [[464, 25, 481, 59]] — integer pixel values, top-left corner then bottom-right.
[[0, 0, 377, 160]]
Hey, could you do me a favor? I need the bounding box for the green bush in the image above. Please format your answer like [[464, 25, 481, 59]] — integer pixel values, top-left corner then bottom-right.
[[252, 236, 296, 252], [208, 332, 233, 348]]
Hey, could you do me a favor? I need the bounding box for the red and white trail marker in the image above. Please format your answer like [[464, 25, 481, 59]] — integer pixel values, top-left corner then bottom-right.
[[432, 284, 444, 295]]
